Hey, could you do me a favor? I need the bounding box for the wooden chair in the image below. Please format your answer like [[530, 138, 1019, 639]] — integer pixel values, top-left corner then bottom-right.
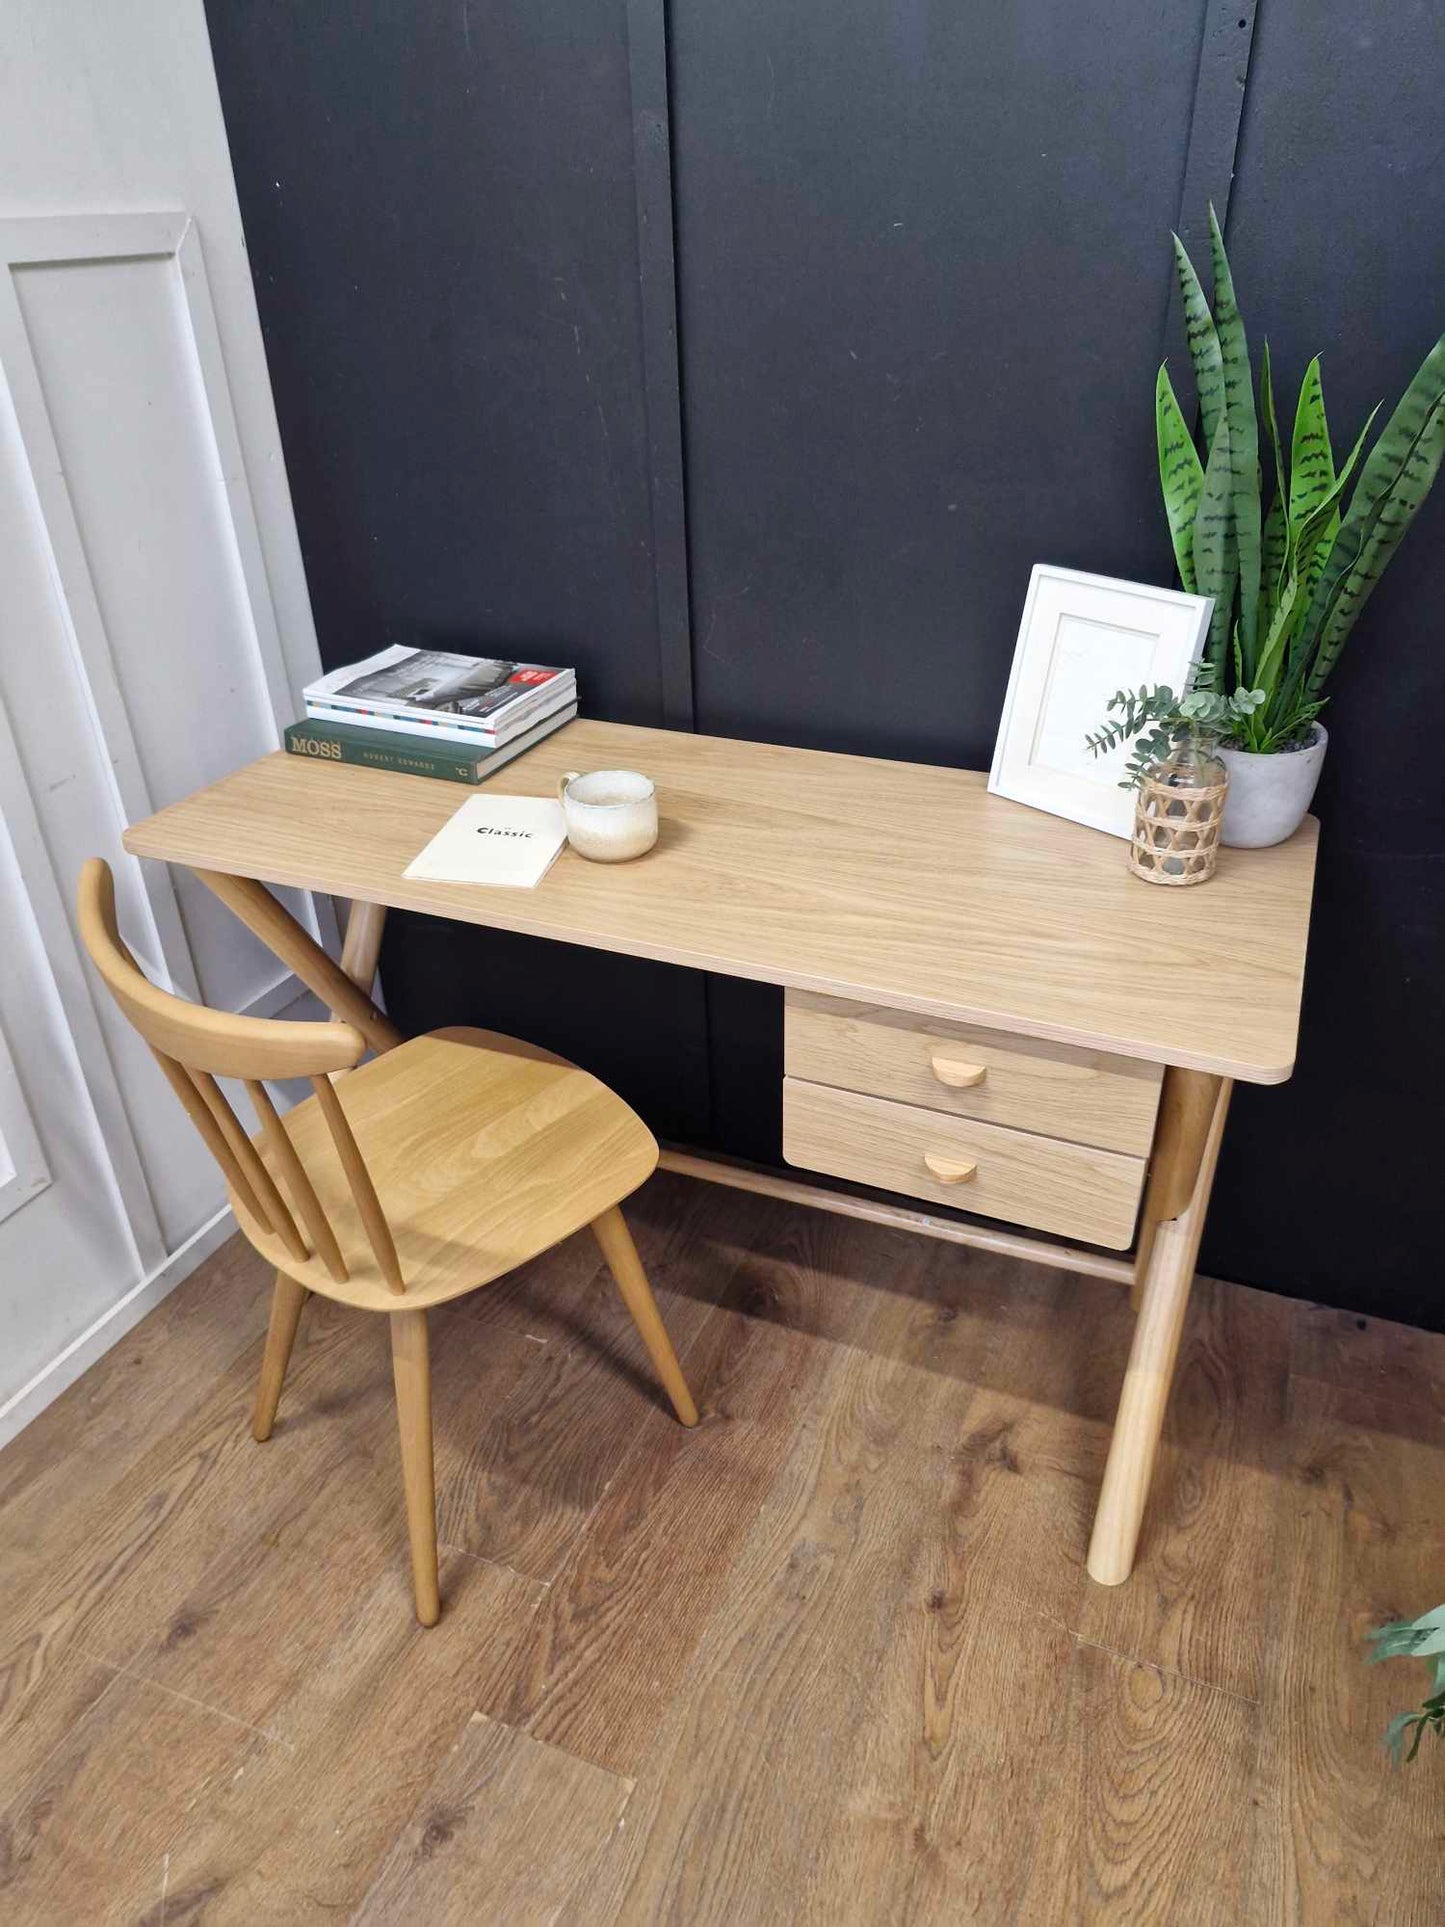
[[76, 859, 697, 1625]]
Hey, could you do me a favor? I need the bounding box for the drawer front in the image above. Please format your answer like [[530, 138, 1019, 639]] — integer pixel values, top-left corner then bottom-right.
[[784, 991, 1162, 1155], [782, 1076, 1146, 1249]]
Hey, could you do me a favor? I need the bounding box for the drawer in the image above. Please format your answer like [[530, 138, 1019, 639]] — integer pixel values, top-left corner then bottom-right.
[[782, 1076, 1146, 1249], [784, 991, 1162, 1156]]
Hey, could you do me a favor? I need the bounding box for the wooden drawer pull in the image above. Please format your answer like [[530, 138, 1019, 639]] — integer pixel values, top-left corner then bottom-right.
[[923, 1152, 977, 1184], [930, 1053, 987, 1089]]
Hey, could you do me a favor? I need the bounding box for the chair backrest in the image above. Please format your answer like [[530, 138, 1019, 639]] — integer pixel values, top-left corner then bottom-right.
[[76, 859, 405, 1293]]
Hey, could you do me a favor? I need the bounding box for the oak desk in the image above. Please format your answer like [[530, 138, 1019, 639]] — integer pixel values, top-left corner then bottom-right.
[[125, 719, 1319, 1584]]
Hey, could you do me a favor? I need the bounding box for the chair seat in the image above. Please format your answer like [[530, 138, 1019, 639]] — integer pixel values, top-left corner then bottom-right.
[[232, 1027, 658, 1310]]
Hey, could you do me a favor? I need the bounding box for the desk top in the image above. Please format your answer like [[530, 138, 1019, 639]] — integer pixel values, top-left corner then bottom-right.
[[124, 719, 1318, 1083]]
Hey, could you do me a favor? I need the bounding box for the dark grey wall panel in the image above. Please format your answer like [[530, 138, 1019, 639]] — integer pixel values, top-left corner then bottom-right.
[[670, 0, 1204, 766], [207, 0, 661, 715]]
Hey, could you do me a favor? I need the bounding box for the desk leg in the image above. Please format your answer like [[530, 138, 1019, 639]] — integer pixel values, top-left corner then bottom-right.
[[339, 899, 388, 1004], [193, 869, 403, 1055], [1087, 1070, 1232, 1586]]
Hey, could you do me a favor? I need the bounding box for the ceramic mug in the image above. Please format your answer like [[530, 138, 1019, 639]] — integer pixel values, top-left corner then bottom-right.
[[558, 768, 658, 862]]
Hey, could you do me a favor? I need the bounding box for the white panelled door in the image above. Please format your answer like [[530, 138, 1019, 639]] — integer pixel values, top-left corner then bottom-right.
[[0, 2, 332, 1442], [0, 707, 149, 1404]]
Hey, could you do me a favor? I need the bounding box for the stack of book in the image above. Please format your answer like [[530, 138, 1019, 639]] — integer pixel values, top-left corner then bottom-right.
[[285, 646, 577, 784]]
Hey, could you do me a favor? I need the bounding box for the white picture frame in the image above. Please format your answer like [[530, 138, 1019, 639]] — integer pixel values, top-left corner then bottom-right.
[[988, 564, 1214, 838]]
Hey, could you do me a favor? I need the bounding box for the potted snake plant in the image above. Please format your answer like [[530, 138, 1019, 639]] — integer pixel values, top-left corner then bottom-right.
[[1156, 209, 1445, 846]]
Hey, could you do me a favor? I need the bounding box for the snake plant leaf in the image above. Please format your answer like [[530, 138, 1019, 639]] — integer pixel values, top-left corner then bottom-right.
[[1269, 411, 1381, 717], [1309, 330, 1445, 615], [1157, 364, 1203, 593], [1255, 424, 1375, 699], [1253, 576, 1303, 696], [1207, 206, 1262, 672], [1192, 413, 1236, 670], [1256, 483, 1349, 693], [1259, 342, 1289, 621], [1290, 357, 1335, 523], [1261, 495, 1287, 624], [1289, 402, 1380, 663], [1301, 328, 1445, 693], [1307, 389, 1445, 697], [1172, 230, 1224, 453], [1300, 509, 1339, 613]]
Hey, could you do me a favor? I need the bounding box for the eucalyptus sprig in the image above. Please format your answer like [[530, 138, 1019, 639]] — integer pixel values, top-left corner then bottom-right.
[[1366, 1604, 1445, 1764], [1085, 671, 1265, 790]]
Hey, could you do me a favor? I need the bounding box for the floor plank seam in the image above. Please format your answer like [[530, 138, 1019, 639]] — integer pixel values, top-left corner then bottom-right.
[[79, 1648, 298, 1749], [438, 1541, 554, 1590], [589, 1774, 647, 1916], [1065, 1630, 1262, 1708], [546, 1457, 626, 1575]]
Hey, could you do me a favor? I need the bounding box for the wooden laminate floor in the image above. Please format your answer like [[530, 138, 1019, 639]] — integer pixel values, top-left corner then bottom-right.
[[1, 1171, 1441, 1923]]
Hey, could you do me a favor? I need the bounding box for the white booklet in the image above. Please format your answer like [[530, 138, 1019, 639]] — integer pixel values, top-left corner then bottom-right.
[[402, 794, 567, 889]]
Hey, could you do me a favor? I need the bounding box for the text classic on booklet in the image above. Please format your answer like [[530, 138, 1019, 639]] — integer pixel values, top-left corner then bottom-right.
[[402, 794, 569, 889]]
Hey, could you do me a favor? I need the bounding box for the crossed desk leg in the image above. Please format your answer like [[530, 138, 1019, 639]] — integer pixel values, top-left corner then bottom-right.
[[194, 870, 401, 1052], [1088, 1068, 1233, 1586]]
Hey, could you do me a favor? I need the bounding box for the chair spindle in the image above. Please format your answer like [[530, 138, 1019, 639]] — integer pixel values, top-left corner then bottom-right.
[[190, 1068, 309, 1262], [150, 1047, 267, 1224], [245, 1079, 349, 1283], [310, 1075, 405, 1294]]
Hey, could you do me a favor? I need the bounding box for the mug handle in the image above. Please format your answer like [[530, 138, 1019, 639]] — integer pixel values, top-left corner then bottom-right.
[[558, 771, 580, 804]]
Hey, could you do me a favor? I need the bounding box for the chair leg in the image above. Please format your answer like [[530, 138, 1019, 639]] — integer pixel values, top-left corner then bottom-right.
[[390, 1308, 440, 1626], [590, 1204, 699, 1427], [252, 1271, 308, 1443]]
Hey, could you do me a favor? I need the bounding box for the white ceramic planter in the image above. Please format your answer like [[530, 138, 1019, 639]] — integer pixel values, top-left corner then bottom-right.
[[1217, 724, 1328, 848]]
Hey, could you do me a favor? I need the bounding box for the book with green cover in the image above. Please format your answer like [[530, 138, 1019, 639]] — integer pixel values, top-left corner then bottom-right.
[[283, 703, 577, 784]]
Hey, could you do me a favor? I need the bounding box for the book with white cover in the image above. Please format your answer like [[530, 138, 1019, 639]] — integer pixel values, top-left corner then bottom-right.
[[306, 645, 574, 744], [402, 794, 568, 889]]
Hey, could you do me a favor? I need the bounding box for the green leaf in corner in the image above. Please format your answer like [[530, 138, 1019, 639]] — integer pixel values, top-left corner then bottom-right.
[[1172, 230, 1225, 453], [1385, 1711, 1422, 1765], [1156, 364, 1203, 593], [1208, 206, 1262, 672], [1192, 413, 1236, 670]]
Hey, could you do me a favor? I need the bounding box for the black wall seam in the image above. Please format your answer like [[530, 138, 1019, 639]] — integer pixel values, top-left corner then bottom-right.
[[625, 0, 695, 733], [1159, 0, 1261, 371]]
